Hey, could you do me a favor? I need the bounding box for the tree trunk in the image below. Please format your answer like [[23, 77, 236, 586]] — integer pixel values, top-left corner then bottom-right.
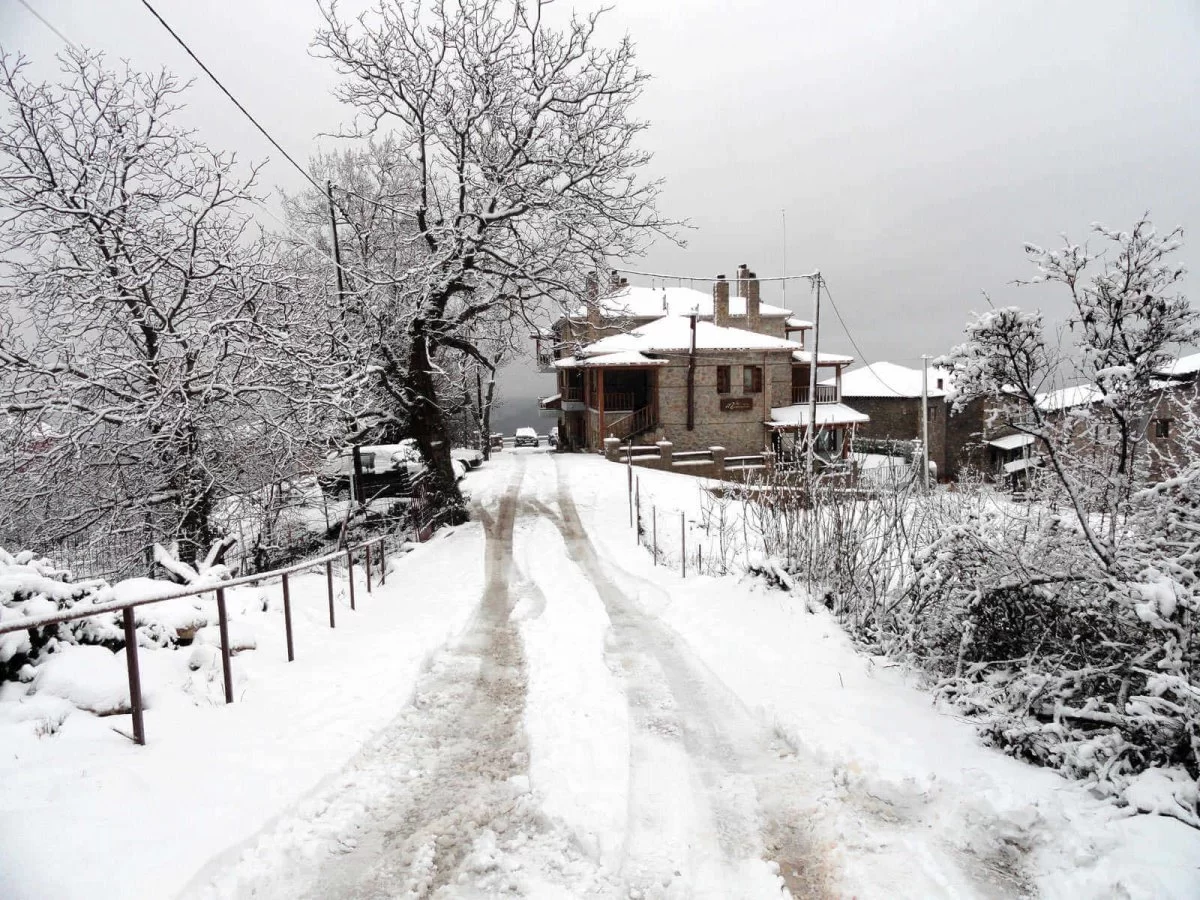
[[406, 321, 466, 521]]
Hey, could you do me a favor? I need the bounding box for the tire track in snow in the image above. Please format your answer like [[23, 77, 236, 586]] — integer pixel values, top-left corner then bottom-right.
[[547, 458, 836, 899], [190, 458, 615, 898]]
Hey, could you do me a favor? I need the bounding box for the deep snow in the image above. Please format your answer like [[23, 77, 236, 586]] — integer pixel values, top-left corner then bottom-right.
[[2, 449, 1198, 898]]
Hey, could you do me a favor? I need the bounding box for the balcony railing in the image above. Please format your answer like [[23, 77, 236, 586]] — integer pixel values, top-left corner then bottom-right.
[[561, 385, 584, 402], [591, 391, 634, 411], [791, 384, 840, 405]]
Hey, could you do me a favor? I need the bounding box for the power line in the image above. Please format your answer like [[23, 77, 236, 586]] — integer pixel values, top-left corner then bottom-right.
[[16, 0, 75, 47], [139, 0, 326, 198], [819, 279, 911, 397], [612, 267, 820, 283]]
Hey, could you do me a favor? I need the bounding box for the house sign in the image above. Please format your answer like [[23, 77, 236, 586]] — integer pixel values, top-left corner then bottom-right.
[[720, 397, 754, 411]]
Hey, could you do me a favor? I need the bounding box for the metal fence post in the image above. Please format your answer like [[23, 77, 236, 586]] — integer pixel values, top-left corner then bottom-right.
[[635, 478, 640, 545], [326, 560, 336, 628], [379, 537, 387, 585], [216, 587, 234, 704], [653, 506, 657, 565], [346, 548, 356, 610], [681, 511, 686, 577], [122, 606, 145, 745], [281, 572, 295, 662], [365, 542, 373, 594]]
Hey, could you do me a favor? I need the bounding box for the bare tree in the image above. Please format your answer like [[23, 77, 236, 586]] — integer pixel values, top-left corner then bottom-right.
[[313, 0, 676, 514], [0, 49, 330, 566]]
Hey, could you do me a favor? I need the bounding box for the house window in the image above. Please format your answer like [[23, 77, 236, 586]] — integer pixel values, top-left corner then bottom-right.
[[716, 365, 730, 394], [1155, 418, 1172, 439], [742, 365, 763, 394]]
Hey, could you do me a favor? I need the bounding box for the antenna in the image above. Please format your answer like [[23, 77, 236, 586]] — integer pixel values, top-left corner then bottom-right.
[[781, 208, 788, 309]]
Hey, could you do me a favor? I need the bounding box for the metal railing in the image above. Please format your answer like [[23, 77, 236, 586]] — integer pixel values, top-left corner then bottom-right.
[[0, 536, 390, 746], [791, 384, 840, 405]]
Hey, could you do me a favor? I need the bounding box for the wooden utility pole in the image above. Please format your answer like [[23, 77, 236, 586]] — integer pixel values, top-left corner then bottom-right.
[[326, 180, 347, 315]]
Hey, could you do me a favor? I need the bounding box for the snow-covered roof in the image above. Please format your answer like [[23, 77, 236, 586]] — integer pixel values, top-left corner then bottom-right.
[[987, 433, 1036, 451], [785, 317, 813, 330], [1004, 455, 1042, 474], [793, 350, 855, 367], [573, 285, 792, 321], [580, 315, 802, 356], [1036, 385, 1104, 412], [1157, 352, 1200, 378], [768, 402, 870, 428], [574, 350, 669, 367], [820, 361, 949, 398]]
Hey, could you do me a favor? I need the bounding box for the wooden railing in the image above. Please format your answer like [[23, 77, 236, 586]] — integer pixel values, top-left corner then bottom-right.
[[606, 404, 658, 441], [791, 384, 840, 405], [593, 391, 634, 412], [561, 384, 584, 402]]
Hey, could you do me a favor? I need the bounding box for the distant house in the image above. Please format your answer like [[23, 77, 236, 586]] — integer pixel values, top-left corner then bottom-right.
[[821, 361, 988, 481], [1146, 353, 1200, 478], [536, 266, 868, 464]]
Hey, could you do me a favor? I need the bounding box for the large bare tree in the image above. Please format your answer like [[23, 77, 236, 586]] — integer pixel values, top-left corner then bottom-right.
[[314, 0, 676, 513], [0, 49, 331, 566]]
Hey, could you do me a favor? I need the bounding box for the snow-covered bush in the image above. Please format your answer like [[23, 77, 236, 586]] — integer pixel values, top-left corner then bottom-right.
[[0, 546, 219, 690], [740, 220, 1200, 826], [0, 548, 117, 683]]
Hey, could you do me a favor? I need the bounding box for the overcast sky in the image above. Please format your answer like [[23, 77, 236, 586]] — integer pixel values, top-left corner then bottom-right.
[[5, 0, 1199, 430]]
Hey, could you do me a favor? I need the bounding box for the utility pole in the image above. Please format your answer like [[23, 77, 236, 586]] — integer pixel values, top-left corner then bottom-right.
[[686, 311, 697, 431], [806, 274, 822, 477], [921, 354, 931, 490], [326, 180, 347, 317]]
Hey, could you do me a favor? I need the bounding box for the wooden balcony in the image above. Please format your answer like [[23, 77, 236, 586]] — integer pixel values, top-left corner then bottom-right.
[[791, 384, 840, 405]]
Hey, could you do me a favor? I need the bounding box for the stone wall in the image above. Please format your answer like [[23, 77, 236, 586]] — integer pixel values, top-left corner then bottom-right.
[[649, 351, 794, 456], [848, 396, 947, 477]]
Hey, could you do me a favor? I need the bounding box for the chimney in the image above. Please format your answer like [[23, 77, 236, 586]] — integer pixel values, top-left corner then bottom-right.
[[713, 274, 729, 327], [609, 269, 622, 290], [586, 271, 600, 331], [747, 271, 761, 332], [736, 263, 750, 300]]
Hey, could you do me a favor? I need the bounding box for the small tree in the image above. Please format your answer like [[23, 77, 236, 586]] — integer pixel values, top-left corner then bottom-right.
[[0, 50, 329, 567], [313, 0, 676, 515]]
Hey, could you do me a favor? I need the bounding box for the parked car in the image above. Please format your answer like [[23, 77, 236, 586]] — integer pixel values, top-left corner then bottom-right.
[[548, 426, 559, 449], [317, 444, 423, 500], [489, 432, 504, 452], [514, 426, 539, 448]]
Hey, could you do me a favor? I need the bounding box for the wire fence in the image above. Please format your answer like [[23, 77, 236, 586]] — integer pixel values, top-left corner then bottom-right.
[[34, 469, 453, 584]]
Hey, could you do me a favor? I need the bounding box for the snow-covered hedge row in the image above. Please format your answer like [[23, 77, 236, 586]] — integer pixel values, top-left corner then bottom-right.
[[0, 547, 219, 687], [737, 470, 1200, 829]]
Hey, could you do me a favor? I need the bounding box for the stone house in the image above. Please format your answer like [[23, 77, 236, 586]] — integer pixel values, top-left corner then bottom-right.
[[537, 267, 867, 462], [821, 361, 990, 481]]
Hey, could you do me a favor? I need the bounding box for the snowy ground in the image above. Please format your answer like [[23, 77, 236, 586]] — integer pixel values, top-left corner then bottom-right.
[[2, 450, 1199, 898]]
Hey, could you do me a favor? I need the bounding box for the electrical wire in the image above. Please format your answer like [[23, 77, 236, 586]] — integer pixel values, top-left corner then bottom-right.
[[820, 279, 918, 398], [612, 266, 820, 283], [139, 0, 326, 198], [16, 0, 75, 47]]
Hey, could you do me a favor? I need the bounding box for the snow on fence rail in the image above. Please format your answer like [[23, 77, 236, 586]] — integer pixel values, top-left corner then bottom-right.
[[0, 536, 389, 746]]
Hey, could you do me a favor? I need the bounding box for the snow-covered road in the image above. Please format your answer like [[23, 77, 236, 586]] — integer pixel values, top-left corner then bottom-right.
[[186, 449, 1091, 898], [10, 449, 1195, 898]]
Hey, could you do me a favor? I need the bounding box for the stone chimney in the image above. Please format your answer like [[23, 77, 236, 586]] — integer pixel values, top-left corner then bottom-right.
[[713, 274, 729, 327], [586, 271, 600, 331], [747, 271, 761, 332], [736, 263, 750, 300], [609, 269, 622, 291]]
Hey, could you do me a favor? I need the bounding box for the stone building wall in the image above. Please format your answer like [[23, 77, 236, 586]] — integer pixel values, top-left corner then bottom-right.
[[847, 396, 947, 477], [643, 351, 795, 456]]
